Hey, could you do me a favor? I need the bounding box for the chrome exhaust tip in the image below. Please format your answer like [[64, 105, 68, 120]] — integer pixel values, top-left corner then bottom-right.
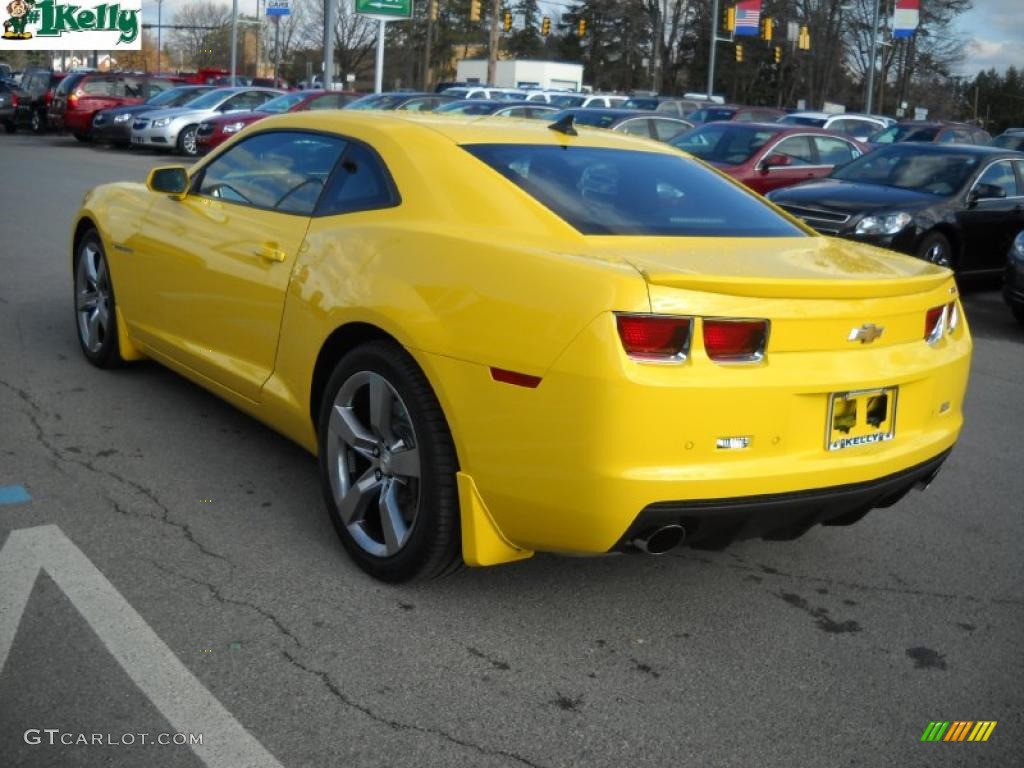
[[632, 524, 686, 555]]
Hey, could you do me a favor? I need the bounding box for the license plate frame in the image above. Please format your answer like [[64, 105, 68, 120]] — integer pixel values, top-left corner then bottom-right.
[[826, 387, 898, 452]]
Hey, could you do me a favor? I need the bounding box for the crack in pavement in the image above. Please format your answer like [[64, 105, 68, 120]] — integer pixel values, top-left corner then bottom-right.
[[0, 377, 230, 565], [670, 550, 1024, 608], [280, 650, 547, 768], [146, 560, 301, 648]]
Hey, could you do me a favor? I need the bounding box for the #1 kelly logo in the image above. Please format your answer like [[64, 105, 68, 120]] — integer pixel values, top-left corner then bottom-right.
[[1, 0, 140, 49]]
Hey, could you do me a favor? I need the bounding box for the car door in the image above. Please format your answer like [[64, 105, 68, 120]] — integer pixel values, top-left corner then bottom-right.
[[130, 130, 348, 399], [958, 159, 1023, 271], [754, 134, 821, 193]]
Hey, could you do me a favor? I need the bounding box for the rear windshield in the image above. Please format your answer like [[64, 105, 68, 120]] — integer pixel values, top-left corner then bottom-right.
[[992, 134, 1024, 151], [777, 115, 827, 127], [463, 144, 806, 237], [688, 108, 737, 123], [346, 93, 411, 110], [671, 124, 778, 164], [55, 73, 87, 95], [870, 124, 940, 144]]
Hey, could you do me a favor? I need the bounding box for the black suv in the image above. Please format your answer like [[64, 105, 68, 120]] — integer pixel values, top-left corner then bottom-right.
[[8, 67, 66, 133]]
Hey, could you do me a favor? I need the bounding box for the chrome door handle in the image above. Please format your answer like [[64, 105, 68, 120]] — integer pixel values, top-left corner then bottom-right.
[[255, 246, 287, 262]]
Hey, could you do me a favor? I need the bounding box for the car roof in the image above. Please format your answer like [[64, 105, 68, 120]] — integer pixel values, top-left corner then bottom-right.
[[248, 110, 687, 155], [559, 107, 681, 119], [443, 99, 536, 108]]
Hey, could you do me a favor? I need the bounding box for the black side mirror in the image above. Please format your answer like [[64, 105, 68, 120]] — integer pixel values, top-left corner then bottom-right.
[[147, 166, 189, 198], [969, 182, 1007, 205]]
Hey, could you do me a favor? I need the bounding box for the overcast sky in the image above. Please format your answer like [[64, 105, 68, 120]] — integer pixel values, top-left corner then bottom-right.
[[142, 0, 1022, 75]]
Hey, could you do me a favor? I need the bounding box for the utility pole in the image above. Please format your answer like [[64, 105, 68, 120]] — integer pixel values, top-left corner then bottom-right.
[[324, 0, 335, 90], [274, 17, 281, 83], [865, 0, 881, 113], [707, 0, 720, 100], [255, 0, 261, 78], [486, 0, 500, 85]]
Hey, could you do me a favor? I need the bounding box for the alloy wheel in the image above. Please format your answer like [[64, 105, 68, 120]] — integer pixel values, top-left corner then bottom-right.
[[75, 242, 112, 354], [326, 371, 422, 558], [182, 126, 198, 156]]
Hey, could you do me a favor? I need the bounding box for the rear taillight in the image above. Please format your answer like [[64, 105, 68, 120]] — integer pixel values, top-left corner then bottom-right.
[[616, 314, 692, 362], [45, 90, 53, 106], [924, 305, 945, 345], [69, 89, 82, 105], [702, 319, 769, 363], [10, 93, 18, 108]]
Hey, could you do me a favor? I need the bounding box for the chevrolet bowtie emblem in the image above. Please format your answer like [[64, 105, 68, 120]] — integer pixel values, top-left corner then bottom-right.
[[848, 324, 884, 343]]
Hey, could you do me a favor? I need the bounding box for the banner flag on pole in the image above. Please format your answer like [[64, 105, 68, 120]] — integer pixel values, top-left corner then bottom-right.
[[733, 1, 762, 37], [893, 0, 920, 39]]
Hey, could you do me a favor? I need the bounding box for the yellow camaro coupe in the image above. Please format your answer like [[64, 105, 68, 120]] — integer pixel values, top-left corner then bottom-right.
[[72, 111, 971, 581]]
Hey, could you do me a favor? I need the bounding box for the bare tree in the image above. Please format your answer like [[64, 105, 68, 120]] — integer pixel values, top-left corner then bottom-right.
[[300, 0, 377, 83], [172, 1, 233, 70]]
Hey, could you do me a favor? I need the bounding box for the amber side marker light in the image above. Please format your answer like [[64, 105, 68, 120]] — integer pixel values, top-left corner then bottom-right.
[[490, 368, 542, 388]]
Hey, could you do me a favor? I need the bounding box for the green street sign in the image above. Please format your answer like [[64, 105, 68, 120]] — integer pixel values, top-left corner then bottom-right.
[[356, 0, 413, 18]]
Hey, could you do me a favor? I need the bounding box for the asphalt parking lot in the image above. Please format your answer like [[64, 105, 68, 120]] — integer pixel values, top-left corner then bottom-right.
[[0, 132, 1022, 767]]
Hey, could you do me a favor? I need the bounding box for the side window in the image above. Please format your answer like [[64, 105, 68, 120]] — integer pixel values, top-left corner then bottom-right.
[[771, 135, 816, 165], [619, 119, 653, 137], [222, 91, 269, 111], [308, 93, 347, 110], [937, 129, 958, 144], [145, 79, 174, 98], [975, 161, 1019, 198], [317, 142, 399, 217], [733, 110, 755, 121], [81, 77, 116, 96], [122, 77, 144, 99], [196, 131, 348, 216], [813, 136, 857, 166], [653, 119, 686, 141], [501, 107, 531, 118]]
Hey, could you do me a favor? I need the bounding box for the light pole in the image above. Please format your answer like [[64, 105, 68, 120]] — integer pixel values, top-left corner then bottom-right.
[[707, 0, 720, 100], [864, 0, 881, 113], [156, 0, 163, 74], [230, 0, 239, 82], [324, 0, 335, 90]]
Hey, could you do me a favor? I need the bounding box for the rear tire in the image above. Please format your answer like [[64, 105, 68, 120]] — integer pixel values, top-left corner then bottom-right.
[[73, 132, 91, 143], [73, 230, 123, 368], [3, 121, 15, 134], [917, 231, 954, 269], [1012, 303, 1024, 327], [317, 341, 462, 582]]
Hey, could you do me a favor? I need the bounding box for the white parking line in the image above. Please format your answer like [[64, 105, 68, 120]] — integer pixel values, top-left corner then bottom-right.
[[0, 525, 284, 768]]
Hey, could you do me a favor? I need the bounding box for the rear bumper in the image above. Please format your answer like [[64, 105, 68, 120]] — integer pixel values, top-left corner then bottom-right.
[[614, 449, 950, 550]]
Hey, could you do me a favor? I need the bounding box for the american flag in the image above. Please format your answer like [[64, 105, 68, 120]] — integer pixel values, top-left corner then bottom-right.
[[733, 0, 762, 37]]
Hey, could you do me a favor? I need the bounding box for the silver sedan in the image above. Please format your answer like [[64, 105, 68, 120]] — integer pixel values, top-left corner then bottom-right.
[[130, 87, 282, 156]]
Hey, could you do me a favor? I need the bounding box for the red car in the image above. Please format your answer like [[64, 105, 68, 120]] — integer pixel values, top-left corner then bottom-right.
[[670, 122, 868, 195], [196, 90, 359, 152], [52, 72, 180, 141]]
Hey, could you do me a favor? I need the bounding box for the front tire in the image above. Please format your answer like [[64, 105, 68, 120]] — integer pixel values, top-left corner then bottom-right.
[[917, 231, 954, 269], [74, 230, 122, 368], [177, 124, 199, 156], [317, 341, 461, 582]]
